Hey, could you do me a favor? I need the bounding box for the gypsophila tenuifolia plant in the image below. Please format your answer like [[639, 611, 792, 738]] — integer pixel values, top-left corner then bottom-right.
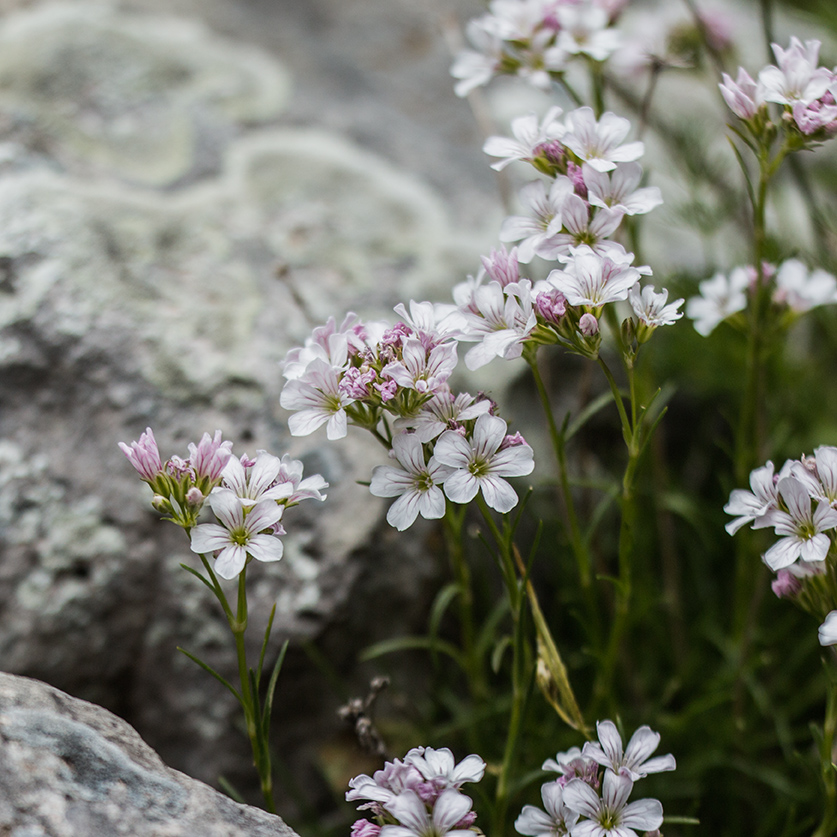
[[116, 1, 837, 835], [120, 428, 327, 812]]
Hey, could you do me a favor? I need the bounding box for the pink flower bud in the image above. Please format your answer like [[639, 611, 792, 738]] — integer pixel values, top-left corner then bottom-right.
[[119, 427, 163, 482], [189, 430, 233, 482], [579, 313, 599, 336], [185, 487, 204, 506], [771, 569, 802, 599]]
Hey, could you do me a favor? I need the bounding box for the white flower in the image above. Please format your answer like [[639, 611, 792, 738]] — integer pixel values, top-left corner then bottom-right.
[[221, 451, 293, 507], [583, 163, 663, 216], [819, 611, 837, 646], [370, 433, 454, 531], [555, 3, 621, 62], [582, 720, 676, 781], [542, 747, 600, 785], [515, 781, 579, 837], [562, 770, 663, 837], [280, 358, 354, 440], [484, 107, 566, 171], [774, 259, 837, 312], [405, 747, 486, 787], [724, 460, 783, 535], [281, 316, 352, 380], [753, 477, 837, 571], [382, 338, 459, 395], [500, 179, 575, 264], [790, 446, 837, 505], [561, 107, 644, 173], [758, 37, 832, 106], [685, 267, 749, 336], [537, 194, 625, 261], [629, 284, 684, 327], [273, 453, 329, 505], [381, 789, 475, 837], [547, 246, 642, 308], [434, 414, 534, 513], [459, 280, 538, 371], [189, 491, 284, 579], [451, 18, 504, 97], [397, 390, 492, 443]]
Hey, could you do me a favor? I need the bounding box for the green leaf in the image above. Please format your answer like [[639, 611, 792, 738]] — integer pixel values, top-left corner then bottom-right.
[[360, 635, 466, 670], [177, 646, 241, 704], [491, 635, 512, 674], [565, 390, 616, 441], [179, 562, 216, 596], [263, 640, 289, 735], [217, 774, 247, 804], [429, 582, 463, 647], [257, 603, 277, 685]]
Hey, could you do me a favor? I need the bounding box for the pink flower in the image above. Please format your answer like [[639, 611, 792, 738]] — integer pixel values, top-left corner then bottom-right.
[[119, 427, 163, 482], [188, 430, 233, 483]]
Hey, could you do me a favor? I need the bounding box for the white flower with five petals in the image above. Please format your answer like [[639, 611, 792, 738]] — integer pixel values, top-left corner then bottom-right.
[[582, 720, 676, 781], [370, 433, 454, 531], [189, 491, 284, 579], [561, 107, 644, 173], [753, 477, 837, 570], [562, 770, 663, 837], [381, 789, 475, 837], [515, 781, 578, 837], [434, 414, 534, 513]]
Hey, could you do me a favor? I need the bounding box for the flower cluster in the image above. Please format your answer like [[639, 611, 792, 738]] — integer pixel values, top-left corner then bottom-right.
[[726, 449, 837, 646], [451, 0, 627, 97], [280, 306, 536, 526], [517, 721, 674, 837], [280, 307, 460, 441], [453, 106, 677, 366], [686, 259, 837, 336], [120, 429, 327, 578], [721, 37, 837, 141], [371, 413, 535, 529], [347, 747, 485, 837]]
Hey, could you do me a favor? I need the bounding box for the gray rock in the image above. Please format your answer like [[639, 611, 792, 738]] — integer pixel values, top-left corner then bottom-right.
[[0, 2, 292, 186], [0, 671, 298, 836], [0, 0, 488, 815]]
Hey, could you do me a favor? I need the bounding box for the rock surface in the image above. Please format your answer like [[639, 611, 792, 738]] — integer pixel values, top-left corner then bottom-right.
[[0, 671, 299, 836], [0, 0, 495, 818]]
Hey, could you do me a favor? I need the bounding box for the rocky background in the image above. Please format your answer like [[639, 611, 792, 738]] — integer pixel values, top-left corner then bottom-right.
[[0, 0, 499, 830]]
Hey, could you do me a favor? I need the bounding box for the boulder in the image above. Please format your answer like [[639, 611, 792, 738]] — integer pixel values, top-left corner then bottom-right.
[[0, 671, 299, 836]]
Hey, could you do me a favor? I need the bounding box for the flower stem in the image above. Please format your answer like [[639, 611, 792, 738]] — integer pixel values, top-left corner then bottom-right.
[[476, 497, 528, 837], [813, 652, 837, 837], [592, 355, 640, 713], [525, 352, 595, 589]]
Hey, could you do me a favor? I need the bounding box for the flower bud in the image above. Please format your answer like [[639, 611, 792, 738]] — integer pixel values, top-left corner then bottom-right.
[[579, 313, 599, 336]]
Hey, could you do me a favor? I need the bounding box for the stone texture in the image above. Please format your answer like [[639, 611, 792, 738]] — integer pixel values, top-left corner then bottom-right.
[[0, 0, 492, 817], [0, 671, 298, 836]]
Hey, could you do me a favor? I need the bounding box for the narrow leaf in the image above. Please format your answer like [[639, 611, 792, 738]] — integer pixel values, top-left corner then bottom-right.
[[258, 603, 278, 684], [263, 640, 289, 734], [177, 647, 241, 704], [360, 636, 466, 670]]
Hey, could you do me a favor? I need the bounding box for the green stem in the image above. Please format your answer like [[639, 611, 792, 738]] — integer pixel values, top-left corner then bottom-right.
[[443, 503, 486, 707], [475, 497, 528, 837], [231, 565, 277, 814], [813, 655, 837, 837], [592, 356, 639, 713], [525, 350, 593, 591]]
